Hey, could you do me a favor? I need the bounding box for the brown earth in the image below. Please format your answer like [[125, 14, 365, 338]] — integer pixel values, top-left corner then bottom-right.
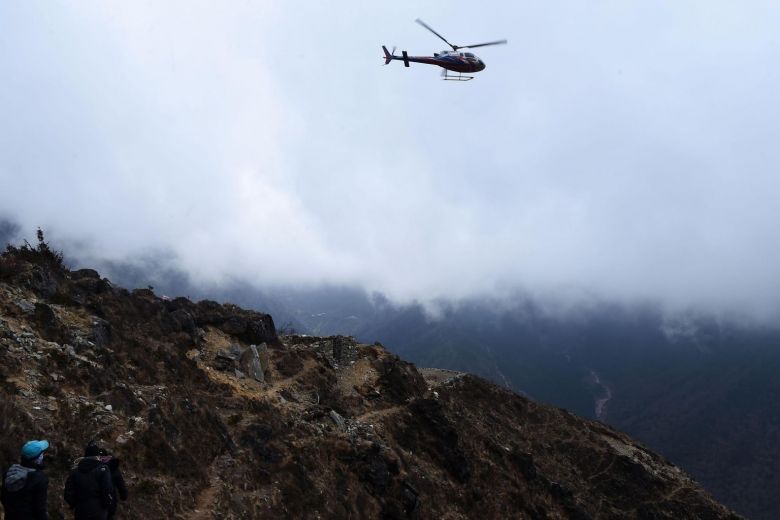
[[0, 246, 742, 519]]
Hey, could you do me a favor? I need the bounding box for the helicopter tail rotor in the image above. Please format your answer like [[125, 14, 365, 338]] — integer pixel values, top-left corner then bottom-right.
[[382, 45, 394, 65]]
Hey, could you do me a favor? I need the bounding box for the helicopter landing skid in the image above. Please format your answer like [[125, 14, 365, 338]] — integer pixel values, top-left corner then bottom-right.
[[441, 69, 474, 81]]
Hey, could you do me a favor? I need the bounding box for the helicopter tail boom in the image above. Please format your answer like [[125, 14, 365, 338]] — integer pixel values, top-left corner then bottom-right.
[[382, 46, 410, 67]]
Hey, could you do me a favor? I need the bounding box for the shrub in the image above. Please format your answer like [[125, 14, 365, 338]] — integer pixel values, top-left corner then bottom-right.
[[2, 227, 65, 272]]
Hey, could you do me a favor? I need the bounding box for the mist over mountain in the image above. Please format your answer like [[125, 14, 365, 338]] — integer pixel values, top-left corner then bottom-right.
[[0, 221, 20, 249], [3, 2, 780, 317]]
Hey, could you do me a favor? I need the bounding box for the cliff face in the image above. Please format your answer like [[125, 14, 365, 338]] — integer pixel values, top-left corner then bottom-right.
[[0, 248, 741, 519]]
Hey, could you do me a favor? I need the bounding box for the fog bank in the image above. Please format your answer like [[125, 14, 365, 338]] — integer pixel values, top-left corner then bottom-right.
[[2, 2, 780, 318]]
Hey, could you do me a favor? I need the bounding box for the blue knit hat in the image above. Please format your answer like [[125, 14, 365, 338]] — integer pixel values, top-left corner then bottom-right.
[[21, 440, 49, 460]]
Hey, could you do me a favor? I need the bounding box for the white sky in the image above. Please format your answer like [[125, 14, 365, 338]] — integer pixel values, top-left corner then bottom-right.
[[2, 1, 780, 315]]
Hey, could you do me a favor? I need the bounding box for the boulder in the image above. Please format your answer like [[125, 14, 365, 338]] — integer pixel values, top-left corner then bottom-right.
[[221, 314, 277, 345], [34, 303, 67, 343], [256, 343, 269, 368], [90, 316, 112, 348], [217, 344, 243, 361], [215, 344, 243, 371], [329, 410, 346, 430], [221, 315, 247, 336], [243, 315, 276, 344], [191, 300, 277, 344], [16, 299, 35, 314], [240, 344, 265, 382]]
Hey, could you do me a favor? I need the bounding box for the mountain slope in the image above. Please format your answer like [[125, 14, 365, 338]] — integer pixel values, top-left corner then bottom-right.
[[273, 289, 780, 519], [56, 255, 778, 519], [0, 246, 741, 519]]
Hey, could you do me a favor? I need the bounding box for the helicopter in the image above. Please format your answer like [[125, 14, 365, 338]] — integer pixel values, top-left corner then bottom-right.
[[382, 19, 507, 81]]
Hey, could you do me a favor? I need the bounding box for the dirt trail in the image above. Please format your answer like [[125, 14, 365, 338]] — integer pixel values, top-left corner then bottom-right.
[[189, 484, 218, 520], [356, 405, 403, 423], [189, 461, 222, 520]]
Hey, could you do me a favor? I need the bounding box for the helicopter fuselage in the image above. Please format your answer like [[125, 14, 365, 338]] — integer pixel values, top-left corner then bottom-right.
[[388, 50, 486, 73]]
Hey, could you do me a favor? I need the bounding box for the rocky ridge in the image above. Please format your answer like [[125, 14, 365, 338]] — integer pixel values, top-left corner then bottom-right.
[[0, 246, 742, 519]]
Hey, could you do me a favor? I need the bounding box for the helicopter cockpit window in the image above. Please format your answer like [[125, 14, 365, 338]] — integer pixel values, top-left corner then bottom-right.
[[465, 53, 475, 58]]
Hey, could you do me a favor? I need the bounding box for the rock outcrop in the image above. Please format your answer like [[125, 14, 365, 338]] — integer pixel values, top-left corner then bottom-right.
[[0, 246, 742, 519]]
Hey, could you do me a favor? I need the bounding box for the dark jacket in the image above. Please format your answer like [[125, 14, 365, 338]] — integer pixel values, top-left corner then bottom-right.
[[64, 457, 114, 520], [1, 461, 49, 520], [103, 457, 127, 519]]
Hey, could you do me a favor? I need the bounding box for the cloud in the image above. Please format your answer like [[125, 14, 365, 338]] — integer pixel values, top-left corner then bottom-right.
[[2, 1, 780, 317]]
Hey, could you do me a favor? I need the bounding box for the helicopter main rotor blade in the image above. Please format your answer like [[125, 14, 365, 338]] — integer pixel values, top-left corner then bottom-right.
[[415, 18, 457, 51], [460, 39, 508, 49]]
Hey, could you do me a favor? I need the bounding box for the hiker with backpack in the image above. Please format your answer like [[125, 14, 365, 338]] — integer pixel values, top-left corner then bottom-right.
[[97, 448, 128, 520], [1, 439, 51, 520], [64, 442, 114, 520]]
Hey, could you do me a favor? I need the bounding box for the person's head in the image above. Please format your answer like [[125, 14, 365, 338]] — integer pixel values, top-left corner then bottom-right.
[[97, 447, 113, 464], [84, 440, 100, 458], [21, 440, 49, 468]]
